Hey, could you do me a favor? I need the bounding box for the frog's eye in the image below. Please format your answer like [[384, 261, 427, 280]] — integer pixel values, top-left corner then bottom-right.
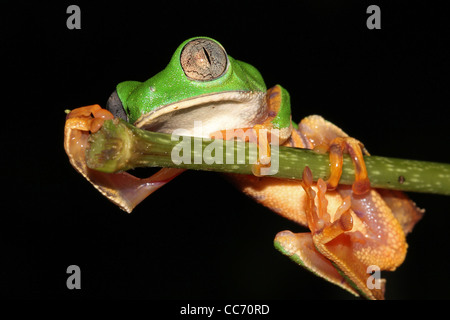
[[106, 90, 128, 121], [180, 38, 228, 81]]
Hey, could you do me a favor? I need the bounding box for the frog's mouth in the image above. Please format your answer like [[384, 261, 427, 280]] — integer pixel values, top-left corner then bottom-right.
[[134, 91, 268, 137]]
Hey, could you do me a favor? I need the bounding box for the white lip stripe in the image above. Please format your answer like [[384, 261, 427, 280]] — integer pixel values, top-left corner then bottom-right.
[[134, 91, 267, 137]]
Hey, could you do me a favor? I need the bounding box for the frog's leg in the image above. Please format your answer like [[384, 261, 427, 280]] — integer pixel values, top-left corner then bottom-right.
[[227, 115, 366, 225], [299, 166, 414, 299], [211, 85, 292, 176], [231, 115, 421, 299], [64, 105, 185, 213], [274, 166, 362, 297], [251, 85, 293, 176], [275, 167, 384, 299], [298, 115, 370, 194]]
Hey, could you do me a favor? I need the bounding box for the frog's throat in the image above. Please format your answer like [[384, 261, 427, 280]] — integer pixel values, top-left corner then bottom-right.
[[133, 91, 267, 137]]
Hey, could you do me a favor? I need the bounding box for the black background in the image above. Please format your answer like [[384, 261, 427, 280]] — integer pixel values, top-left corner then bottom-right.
[[1, 1, 449, 300]]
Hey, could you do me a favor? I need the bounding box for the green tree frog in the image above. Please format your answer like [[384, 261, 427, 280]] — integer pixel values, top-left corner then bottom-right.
[[64, 37, 423, 299]]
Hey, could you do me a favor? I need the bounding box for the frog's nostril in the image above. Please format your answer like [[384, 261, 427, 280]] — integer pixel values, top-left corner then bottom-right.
[[106, 90, 128, 121]]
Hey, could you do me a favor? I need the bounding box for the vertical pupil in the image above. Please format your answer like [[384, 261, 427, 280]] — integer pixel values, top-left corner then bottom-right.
[[202, 47, 211, 65]]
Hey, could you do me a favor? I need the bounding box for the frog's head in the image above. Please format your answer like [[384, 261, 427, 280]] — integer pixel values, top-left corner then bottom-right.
[[106, 37, 267, 137]]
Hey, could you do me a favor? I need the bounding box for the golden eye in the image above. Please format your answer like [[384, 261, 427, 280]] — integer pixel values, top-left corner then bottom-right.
[[180, 38, 228, 81]]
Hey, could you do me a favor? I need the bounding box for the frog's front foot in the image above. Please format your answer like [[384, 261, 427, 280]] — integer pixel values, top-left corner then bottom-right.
[[64, 105, 115, 181], [65, 104, 115, 133], [324, 137, 370, 195], [251, 85, 292, 177], [64, 105, 185, 213], [250, 124, 272, 177]]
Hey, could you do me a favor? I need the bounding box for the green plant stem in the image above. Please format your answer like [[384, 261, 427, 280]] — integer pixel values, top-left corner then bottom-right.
[[86, 119, 450, 196]]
